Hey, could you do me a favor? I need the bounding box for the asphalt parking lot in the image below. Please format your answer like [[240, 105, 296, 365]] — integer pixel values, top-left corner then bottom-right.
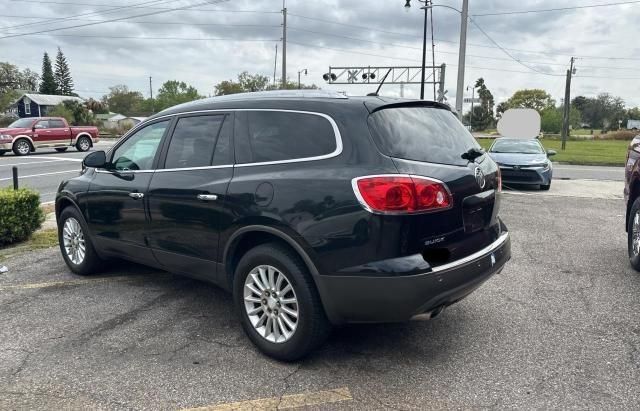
[[1, 189, 638, 409]]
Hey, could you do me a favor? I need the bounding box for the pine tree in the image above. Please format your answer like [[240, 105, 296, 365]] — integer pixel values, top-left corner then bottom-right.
[[54, 47, 74, 96], [39, 52, 57, 94]]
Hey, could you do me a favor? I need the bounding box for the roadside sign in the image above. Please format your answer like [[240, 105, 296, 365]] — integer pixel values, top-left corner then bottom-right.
[[464, 97, 481, 104]]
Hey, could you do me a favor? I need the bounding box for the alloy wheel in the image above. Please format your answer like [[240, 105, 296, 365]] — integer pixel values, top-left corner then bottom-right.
[[79, 138, 90, 151], [633, 212, 640, 257], [243, 265, 299, 343], [62, 217, 86, 265], [16, 140, 30, 155]]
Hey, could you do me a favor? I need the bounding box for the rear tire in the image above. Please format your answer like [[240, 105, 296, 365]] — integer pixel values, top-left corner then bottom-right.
[[55, 147, 68, 152], [628, 198, 640, 271], [0, 150, 6, 156], [233, 243, 331, 361], [12, 138, 31, 156], [58, 206, 102, 276], [76, 136, 91, 152]]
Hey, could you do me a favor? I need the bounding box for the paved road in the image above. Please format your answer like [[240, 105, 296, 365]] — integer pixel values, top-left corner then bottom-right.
[[553, 164, 625, 181], [0, 193, 638, 409], [0, 146, 626, 203], [0, 141, 115, 202]]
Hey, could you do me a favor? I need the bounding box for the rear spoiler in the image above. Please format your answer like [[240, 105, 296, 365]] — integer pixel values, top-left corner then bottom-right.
[[364, 100, 453, 115]]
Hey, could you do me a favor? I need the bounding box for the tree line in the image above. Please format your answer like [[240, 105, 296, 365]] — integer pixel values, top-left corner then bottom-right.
[[464, 78, 640, 133]]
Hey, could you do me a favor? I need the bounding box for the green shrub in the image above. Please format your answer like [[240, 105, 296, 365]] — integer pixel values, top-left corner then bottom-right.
[[0, 188, 44, 247]]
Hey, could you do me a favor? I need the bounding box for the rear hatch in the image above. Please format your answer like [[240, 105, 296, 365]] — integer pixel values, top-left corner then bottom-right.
[[366, 102, 502, 266]]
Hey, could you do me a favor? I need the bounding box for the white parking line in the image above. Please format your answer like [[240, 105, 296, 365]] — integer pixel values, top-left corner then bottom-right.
[[26, 156, 83, 162], [0, 159, 69, 167], [0, 169, 78, 181]]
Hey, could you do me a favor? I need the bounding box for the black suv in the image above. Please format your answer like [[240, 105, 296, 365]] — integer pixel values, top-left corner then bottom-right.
[[56, 90, 511, 360]]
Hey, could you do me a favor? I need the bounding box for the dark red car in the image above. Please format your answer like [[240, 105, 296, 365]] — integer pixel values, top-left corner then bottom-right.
[[0, 117, 99, 156], [625, 135, 640, 269]]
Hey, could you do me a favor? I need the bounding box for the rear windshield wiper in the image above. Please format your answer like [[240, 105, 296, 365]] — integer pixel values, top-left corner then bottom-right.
[[461, 147, 485, 162]]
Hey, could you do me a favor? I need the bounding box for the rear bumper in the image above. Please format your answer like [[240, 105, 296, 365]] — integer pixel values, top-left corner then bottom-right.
[[0, 142, 11, 150], [315, 230, 511, 324]]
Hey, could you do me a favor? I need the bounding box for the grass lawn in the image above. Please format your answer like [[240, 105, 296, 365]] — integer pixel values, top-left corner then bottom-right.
[[476, 138, 628, 166]]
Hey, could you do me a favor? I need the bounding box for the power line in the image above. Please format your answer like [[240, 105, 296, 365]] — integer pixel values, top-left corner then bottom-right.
[[472, 1, 640, 17], [8, 0, 279, 13], [0, 15, 280, 28], [6, 33, 280, 41], [0, 0, 231, 40], [467, 17, 564, 76], [2, 0, 173, 32]]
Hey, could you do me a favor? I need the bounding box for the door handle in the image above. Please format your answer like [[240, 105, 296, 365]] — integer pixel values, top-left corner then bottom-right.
[[129, 192, 144, 199], [197, 194, 218, 201]]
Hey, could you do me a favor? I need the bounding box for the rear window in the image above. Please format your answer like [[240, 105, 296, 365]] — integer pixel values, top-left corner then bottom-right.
[[368, 106, 481, 166], [242, 111, 337, 164]]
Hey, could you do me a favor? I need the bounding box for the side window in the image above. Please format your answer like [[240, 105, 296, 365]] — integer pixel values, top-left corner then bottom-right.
[[242, 111, 337, 163], [164, 115, 225, 169], [34, 120, 49, 129], [49, 119, 66, 128], [110, 120, 169, 171]]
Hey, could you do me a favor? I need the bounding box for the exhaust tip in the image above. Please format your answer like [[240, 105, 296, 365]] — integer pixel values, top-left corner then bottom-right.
[[410, 305, 445, 321]]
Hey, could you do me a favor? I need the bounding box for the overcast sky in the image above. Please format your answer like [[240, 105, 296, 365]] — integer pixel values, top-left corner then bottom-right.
[[2, 0, 639, 109]]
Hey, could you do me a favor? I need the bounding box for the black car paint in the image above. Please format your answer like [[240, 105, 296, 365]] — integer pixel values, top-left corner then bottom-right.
[[56, 95, 510, 324]]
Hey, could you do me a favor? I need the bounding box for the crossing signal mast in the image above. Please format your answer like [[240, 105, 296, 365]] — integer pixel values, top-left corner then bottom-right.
[[321, 65, 447, 103]]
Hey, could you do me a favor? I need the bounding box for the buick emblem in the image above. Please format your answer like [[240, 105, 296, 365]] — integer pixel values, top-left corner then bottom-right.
[[474, 167, 486, 189]]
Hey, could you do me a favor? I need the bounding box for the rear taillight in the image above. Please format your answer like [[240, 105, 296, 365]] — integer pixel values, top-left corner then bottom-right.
[[352, 175, 452, 214]]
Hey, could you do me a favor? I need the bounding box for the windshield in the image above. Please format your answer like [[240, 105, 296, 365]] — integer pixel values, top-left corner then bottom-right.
[[368, 106, 481, 166], [490, 139, 544, 154], [8, 118, 35, 128]]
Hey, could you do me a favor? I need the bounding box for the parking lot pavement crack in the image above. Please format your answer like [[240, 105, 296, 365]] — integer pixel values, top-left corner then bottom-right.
[[71, 291, 176, 347], [275, 363, 302, 409]]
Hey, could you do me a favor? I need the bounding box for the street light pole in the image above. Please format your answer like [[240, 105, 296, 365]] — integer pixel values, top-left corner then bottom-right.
[[404, 0, 429, 100], [467, 85, 474, 130]]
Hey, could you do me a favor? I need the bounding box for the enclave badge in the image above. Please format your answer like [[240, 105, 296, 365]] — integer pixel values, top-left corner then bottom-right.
[[474, 167, 486, 189]]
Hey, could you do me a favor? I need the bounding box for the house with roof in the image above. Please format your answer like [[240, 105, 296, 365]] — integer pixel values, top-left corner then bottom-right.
[[95, 112, 126, 128], [14, 93, 84, 118]]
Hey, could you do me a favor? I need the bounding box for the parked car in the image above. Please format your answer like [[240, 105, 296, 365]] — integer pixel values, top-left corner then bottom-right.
[[0, 117, 99, 156], [55, 90, 511, 360], [625, 135, 640, 270], [488, 138, 556, 190]]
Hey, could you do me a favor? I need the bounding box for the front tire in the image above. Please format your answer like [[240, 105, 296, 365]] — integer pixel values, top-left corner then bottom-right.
[[55, 147, 68, 152], [628, 198, 640, 271], [233, 243, 331, 361], [12, 138, 31, 156], [540, 183, 551, 191], [76, 136, 91, 152], [58, 207, 102, 276], [0, 150, 6, 156]]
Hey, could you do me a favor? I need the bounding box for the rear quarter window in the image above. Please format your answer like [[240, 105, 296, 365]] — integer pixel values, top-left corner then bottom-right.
[[239, 111, 338, 164], [368, 106, 480, 166]]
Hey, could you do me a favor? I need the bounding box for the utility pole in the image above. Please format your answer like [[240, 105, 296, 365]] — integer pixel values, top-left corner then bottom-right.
[[281, 1, 287, 89], [149, 76, 154, 114], [400, 82, 405, 98], [561, 57, 575, 150], [455, 0, 469, 116], [420, 3, 428, 100], [273, 44, 278, 86], [467, 85, 475, 130]]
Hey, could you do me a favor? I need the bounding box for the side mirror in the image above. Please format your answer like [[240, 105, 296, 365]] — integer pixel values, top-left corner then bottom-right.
[[547, 150, 557, 157], [83, 150, 107, 168]]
